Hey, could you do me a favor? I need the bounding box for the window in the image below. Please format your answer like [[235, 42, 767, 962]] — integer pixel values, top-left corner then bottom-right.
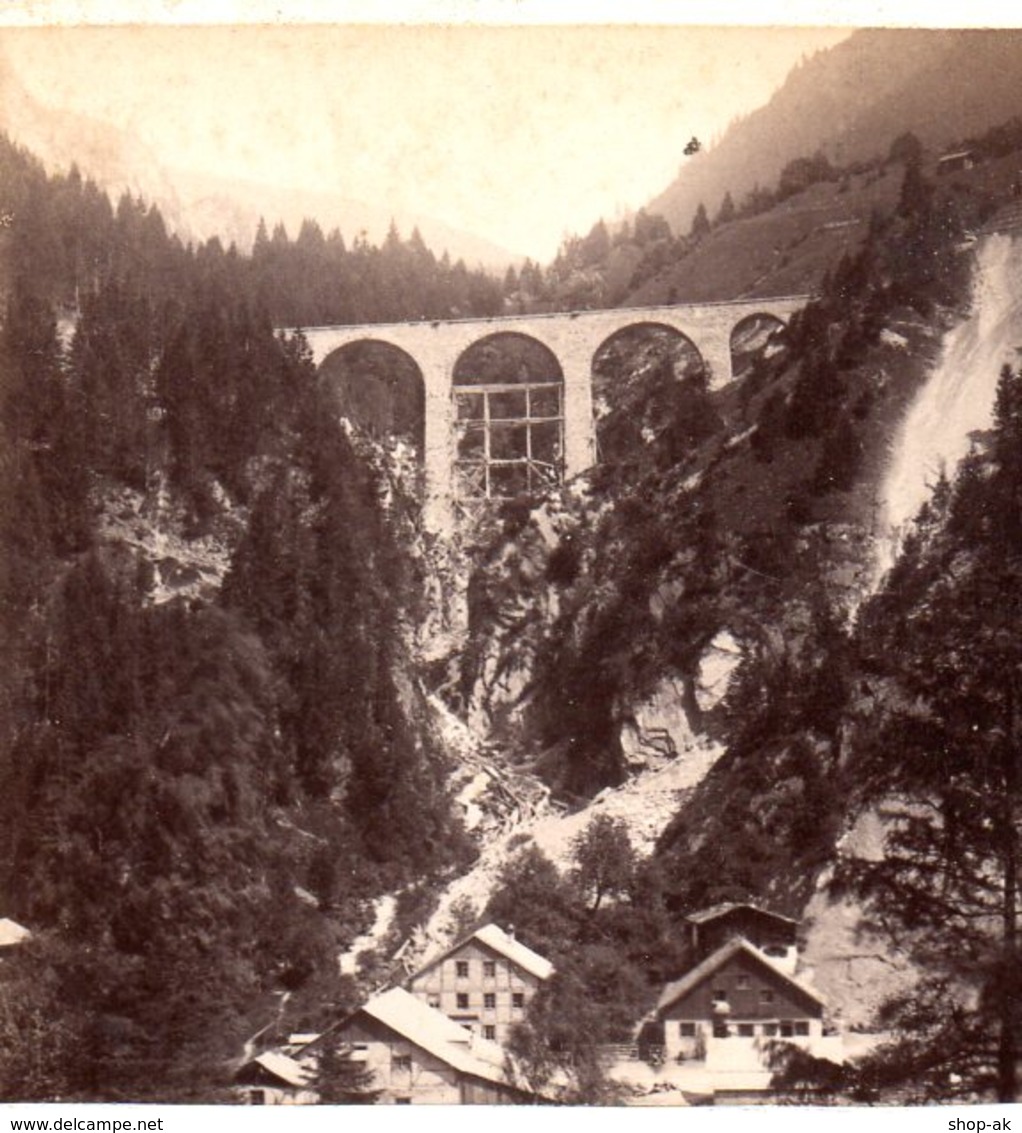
[[483, 993, 496, 1009], [780, 1022, 794, 1037], [248, 1090, 265, 1106], [395, 1098, 412, 1105], [736, 975, 751, 989], [679, 1022, 697, 1037], [456, 993, 470, 1010], [483, 1025, 497, 1041], [427, 995, 440, 1009], [712, 988, 727, 1003], [762, 1023, 778, 1037], [483, 960, 496, 978], [455, 960, 470, 978], [713, 1022, 730, 1038], [794, 1021, 810, 1036], [737, 1023, 755, 1037], [760, 989, 775, 1004], [512, 993, 525, 1010], [393, 1054, 413, 1071]]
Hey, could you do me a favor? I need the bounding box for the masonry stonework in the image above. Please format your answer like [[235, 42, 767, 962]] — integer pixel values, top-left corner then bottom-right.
[[302, 297, 808, 529]]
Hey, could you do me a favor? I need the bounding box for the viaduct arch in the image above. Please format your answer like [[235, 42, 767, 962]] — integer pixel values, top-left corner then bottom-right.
[[301, 297, 809, 528]]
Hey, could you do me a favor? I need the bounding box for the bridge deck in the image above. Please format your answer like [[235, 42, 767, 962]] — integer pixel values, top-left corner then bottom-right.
[[291, 294, 813, 335]]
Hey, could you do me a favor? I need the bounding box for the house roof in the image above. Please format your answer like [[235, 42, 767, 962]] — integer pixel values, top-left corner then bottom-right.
[[362, 986, 473, 1053], [656, 938, 826, 1016], [411, 922, 554, 982], [474, 923, 555, 980], [354, 987, 525, 1090], [0, 918, 31, 947], [247, 1051, 315, 1089], [685, 902, 797, 927]]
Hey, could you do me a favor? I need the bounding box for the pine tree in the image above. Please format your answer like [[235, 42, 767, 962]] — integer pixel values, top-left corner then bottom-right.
[[841, 370, 1022, 1102], [689, 202, 711, 239], [897, 155, 933, 221], [714, 191, 736, 227], [316, 1038, 380, 1104], [503, 264, 519, 296], [888, 130, 924, 167], [252, 216, 270, 258]]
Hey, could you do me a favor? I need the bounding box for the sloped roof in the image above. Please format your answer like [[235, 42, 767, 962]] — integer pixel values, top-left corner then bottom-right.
[[362, 987, 473, 1053], [656, 938, 826, 1016], [474, 923, 555, 980], [356, 988, 523, 1090], [248, 1051, 315, 1089], [685, 902, 797, 927], [411, 922, 554, 982], [0, 918, 31, 947]]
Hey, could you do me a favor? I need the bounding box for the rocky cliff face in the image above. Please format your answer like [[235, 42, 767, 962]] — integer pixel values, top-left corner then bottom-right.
[[403, 226, 1020, 1055], [799, 809, 919, 1030]]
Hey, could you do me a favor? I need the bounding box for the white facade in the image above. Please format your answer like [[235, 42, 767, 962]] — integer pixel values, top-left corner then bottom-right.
[[407, 924, 553, 1045]]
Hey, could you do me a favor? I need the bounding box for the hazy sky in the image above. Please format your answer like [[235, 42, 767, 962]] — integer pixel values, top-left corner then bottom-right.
[[3, 20, 854, 259]]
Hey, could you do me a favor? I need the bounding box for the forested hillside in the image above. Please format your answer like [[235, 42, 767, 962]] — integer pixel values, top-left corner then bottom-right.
[[1, 52, 1021, 1103], [0, 134, 481, 1100], [645, 28, 1022, 242]]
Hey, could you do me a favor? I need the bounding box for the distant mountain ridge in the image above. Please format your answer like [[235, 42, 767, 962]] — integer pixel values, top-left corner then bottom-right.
[[647, 28, 1022, 237], [0, 49, 521, 271], [157, 165, 525, 270]]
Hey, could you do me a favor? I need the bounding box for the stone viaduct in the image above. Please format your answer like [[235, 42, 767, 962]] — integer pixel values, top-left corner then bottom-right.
[[301, 296, 809, 527]]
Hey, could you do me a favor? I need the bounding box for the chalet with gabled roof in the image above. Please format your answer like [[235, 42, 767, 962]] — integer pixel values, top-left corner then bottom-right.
[[234, 1051, 318, 1106], [406, 923, 553, 1045], [321, 986, 547, 1105], [656, 937, 825, 1062]]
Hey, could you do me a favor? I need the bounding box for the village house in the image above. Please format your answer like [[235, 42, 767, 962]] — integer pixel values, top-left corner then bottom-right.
[[656, 937, 826, 1063], [0, 918, 31, 971], [603, 905, 890, 1101], [937, 149, 977, 175], [234, 1050, 318, 1106], [406, 922, 553, 1045], [320, 986, 546, 1105], [685, 902, 798, 972], [0, 918, 31, 951]]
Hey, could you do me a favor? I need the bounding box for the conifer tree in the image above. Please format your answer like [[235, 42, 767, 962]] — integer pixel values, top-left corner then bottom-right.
[[316, 1038, 380, 1105], [841, 366, 1022, 1102], [714, 191, 736, 227], [689, 202, 711, 239]]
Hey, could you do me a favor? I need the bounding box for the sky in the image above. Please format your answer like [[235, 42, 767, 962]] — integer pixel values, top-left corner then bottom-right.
[[2, 2, 1016, 262], [0, 15, 859, 260]]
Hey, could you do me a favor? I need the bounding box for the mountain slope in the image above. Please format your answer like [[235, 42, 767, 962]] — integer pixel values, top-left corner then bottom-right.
[[0, 49, 518, 270], [647, 28, 1022, 238], [158, 166, 523, 268]]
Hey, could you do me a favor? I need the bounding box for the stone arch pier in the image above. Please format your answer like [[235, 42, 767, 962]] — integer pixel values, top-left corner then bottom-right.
[[301, 296, 809, 527]]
